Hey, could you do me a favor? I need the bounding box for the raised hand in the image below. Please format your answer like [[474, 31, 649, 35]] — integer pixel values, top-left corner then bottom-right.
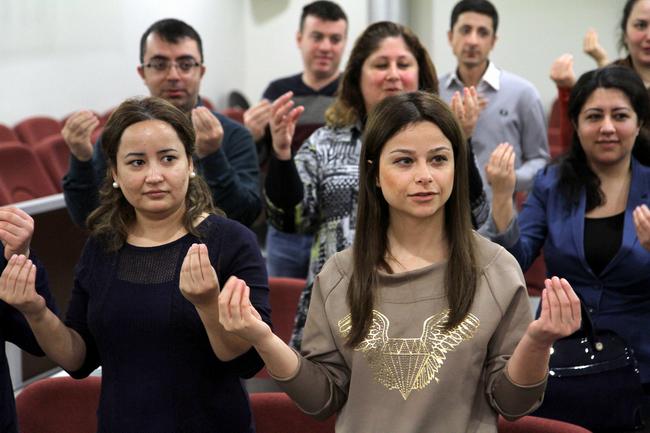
[[0, 207, 34, 260], [526, 277, 581, 349], [270, 91, 304, 160], [61, 110, 100, 161], [633, 204, 650, 251], [218, 276, 271, 345], [583, 28, 609, 67], [0, 254, 46, 317], [192, 107, 224, 158], [179, 243, 220, 307], [549, 54, 576, 89], [243, 99, 273, 142], [450, 86, 481, 138], [485, 142, 516, 198]]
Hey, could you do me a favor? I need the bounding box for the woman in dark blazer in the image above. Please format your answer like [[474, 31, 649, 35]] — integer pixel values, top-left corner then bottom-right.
[[486, 65, 650, 386]]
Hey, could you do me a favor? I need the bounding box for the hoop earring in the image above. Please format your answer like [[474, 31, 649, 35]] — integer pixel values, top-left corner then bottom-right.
[[112, 181, 119, 189]]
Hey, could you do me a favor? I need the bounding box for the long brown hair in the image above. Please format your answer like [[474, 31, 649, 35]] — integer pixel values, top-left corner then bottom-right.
[[346, 91, 477, 348], [87, 97, 218, 252], [325, 21, 439, 128]]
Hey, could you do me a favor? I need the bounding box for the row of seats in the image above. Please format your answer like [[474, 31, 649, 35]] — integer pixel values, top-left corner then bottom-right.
[[15, 375, 590, 433], [0, 98, 235, 206]]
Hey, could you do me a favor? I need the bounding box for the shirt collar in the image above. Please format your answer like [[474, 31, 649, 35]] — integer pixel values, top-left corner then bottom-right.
[[444, 61, 501, 91]]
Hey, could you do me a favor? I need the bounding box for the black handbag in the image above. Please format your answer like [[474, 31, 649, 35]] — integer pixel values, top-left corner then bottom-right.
[[532, 302, 645, 431]]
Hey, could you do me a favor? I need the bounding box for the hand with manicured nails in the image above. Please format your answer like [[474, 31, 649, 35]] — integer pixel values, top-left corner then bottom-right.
[[179, 243, 220, 307], [450, 86, 481, 138], [218, 276, 271, 345], [633, 204, 650, 251], [525, 277, 581, 349], [244, 99, 273, 142], [549, 53, 576, 89], [0, 207, 34, 260], [192, 107, 224, 158], [269, 91, 304, 161], [61, 110, 100, 161], [485, 142, 516, 198], [0, 255, 45, 318]]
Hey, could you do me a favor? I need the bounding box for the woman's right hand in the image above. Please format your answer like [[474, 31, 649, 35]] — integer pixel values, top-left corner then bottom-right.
[[0, 255, 46, 318], [218, 276, 272, 346], [270, 91, 304, 160]]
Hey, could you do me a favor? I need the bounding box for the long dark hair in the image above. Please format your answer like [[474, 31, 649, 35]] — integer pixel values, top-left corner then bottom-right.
[[87, 97, 218, 252], [346, 91, 476, 348], [619, 0, 640, 53], [558, 66, 650, 210], [325, 21, 438, 128]]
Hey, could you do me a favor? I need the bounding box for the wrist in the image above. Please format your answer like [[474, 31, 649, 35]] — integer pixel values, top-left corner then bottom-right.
[[521, 332, 554, 354], [274, 148, 292, 161]]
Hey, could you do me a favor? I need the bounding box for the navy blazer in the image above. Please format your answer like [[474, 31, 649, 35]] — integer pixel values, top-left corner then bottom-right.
[[492, 158, 650, 383]]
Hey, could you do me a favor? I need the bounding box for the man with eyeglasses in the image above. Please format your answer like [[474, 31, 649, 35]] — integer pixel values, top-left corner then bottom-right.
[[61, 18, 261, 227]]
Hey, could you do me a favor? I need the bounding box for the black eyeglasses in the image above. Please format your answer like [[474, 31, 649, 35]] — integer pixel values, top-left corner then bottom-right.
[[142, 58, 201, 74]]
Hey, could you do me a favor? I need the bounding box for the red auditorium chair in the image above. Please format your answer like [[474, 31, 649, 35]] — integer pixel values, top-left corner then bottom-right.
[[498, 415, 591, 432], [13, 116, 62, 146], [0, 123, 18, 143], [255, 277, 305, 379], [250, 392, 335, 433], [33, 134, 71, 191], [201, 96, 215, 111], [222, 107, 245, 125], [16, 376, 101, 433], [268, 277, 305, 344], [0, 142, 58, 204]]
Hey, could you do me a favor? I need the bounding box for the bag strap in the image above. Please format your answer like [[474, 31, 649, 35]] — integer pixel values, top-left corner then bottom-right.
[[575, 300, 604, 352]]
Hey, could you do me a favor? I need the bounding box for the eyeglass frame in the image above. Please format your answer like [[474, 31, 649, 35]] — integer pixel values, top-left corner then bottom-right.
[[141, 56, 203, 75]]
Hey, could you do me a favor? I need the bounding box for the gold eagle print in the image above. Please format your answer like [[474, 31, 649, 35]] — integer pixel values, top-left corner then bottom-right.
[[338, 310, 479, 399]]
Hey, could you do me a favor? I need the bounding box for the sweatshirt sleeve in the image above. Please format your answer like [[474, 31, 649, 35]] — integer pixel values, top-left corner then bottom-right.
[[483, 249, 547, 419], [272, 258, 350, 420]]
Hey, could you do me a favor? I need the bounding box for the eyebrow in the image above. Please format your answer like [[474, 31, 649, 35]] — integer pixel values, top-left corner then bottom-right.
[[148, 54, 198, 62], [123, 148, 180, 159], [389, 146, 451, 154], [583, 106, 632, 113]]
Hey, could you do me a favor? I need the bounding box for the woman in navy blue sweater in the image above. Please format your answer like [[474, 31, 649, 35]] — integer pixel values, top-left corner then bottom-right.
[[0, 97, 271, 433]]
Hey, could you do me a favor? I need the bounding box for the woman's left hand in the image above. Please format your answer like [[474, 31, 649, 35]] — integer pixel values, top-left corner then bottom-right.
[[633, 205, 650, 251], [179, 243, 220, 307], [525, 277, 581, 349]]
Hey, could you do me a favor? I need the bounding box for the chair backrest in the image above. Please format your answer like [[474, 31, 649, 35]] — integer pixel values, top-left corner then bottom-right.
[[268, 277, 305, 344], [33, 134, 70, 191], [13, 116, 62, 146], [254, 277, 305, 378], [0, 123, 19, 143], [0, 142, 58, 204], [221, 107, 245, 125], [498, 415, 591, 433], [250, 392, 335, 433], [16, 376, 101, 433]]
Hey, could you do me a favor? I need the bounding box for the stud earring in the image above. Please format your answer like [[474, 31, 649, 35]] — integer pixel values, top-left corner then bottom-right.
[[190, 171, 196, 179], [112, 181, 119, 189]]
